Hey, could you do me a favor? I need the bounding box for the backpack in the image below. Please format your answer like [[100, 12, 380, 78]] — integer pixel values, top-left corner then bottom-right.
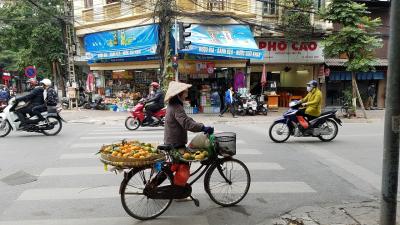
[[0, 89, 9, 100], [46, 88, 59, 106]]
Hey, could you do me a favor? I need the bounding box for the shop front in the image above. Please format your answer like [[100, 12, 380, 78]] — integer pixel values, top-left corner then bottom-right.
[[83, 24, 160, 111], [324, 58, 387, 108], [251, 39, 325, 109], [176, 24, 264, 113]]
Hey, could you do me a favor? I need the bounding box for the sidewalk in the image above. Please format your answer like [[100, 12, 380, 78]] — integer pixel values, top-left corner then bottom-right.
[[267, 199, 399, 225], [61, 108, 385, 125]]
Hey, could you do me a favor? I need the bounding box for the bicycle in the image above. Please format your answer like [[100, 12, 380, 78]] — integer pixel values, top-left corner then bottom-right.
[[118, 132, 251, 220]]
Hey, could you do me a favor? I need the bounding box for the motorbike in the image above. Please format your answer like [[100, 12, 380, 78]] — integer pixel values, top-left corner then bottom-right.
[[255, 95, 268, 115], [237, 94, 257, 116], [62, 92, 87, 109], [84, 96, 106, 110], [268, 100, 342, 143], [125, 98, 166, 130], [0, 98, 64, 137]]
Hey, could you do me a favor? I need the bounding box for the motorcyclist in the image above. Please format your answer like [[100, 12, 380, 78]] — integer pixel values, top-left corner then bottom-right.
[[31, 79, 57, 123], [143, 82, 164, 125], [299, 80, 322, 121], [15, 78, 44, 125]]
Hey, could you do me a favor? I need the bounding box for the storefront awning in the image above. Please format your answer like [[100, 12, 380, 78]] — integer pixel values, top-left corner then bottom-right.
[[325, 58, 388, 67], [178, 24, 264, 60], [329, 71, 385, 81], [84, 24, 159, 64]]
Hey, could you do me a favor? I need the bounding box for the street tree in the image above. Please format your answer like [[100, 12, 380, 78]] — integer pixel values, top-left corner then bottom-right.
[[281, 0, 314, 40], [0, 0, 65, 82], [321, 0, 382, 118]]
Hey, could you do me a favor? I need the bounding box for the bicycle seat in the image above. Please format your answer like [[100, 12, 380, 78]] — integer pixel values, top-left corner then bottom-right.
[[157, 144, 173, 151]]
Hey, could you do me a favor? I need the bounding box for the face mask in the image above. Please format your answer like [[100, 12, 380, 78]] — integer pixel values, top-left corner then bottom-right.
[[306, 86, 313, 92]]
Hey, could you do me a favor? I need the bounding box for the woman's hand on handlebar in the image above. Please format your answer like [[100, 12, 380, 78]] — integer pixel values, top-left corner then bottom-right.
[[202, 126, 214, 135]]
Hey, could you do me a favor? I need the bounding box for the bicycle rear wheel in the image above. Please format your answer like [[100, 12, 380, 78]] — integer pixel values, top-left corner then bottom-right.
[[204, 158, 251, 207], [120, 167, 173, 220]]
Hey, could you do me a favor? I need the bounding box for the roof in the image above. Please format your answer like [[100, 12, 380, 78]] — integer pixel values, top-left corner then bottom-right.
[[325, 58, 388, 67]]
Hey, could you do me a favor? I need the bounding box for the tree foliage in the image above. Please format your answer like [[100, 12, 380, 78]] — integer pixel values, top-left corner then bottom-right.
[[0, 0, 65, 78], [320, 0, 382, 72], [281, 0, 314, 40]]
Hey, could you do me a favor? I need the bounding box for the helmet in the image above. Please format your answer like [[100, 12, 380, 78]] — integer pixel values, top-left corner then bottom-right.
[[26, 78, 38, 86], [40, 78, 52, 87], [150, 82, 160, 89], [307, 80, 318, 88]]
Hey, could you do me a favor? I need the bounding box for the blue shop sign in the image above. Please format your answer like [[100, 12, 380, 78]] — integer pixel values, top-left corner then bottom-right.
[[177, 24, 264, 60], [84, 24, 159, 63]]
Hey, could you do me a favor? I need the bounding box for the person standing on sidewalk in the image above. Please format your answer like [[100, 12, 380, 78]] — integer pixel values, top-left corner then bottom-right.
[[219, 86, 237, 118], [366, 83, 376, 110]]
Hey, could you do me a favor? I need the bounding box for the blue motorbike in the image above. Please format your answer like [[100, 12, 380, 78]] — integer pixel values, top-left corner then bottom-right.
[[268, 100, 342, 143]]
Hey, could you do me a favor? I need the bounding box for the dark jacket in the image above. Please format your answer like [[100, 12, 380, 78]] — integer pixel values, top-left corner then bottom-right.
[[16, 86, 44, 106], [147, 89, 165, 108], [164, 97, 204, 146]]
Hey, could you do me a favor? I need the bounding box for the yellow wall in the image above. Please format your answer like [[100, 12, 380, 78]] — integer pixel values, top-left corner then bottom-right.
[[252, 65, 313, 87]]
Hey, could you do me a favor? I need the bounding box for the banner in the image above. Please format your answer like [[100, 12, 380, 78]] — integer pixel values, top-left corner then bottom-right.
[[84, 24, 159, 62], [178, 24, 264, 60], [252, 40, 324, 64]]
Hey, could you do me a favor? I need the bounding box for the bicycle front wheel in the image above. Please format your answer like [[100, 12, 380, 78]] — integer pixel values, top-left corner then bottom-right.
[[120, 167, 173, 220], [204, 158, 251, 207]]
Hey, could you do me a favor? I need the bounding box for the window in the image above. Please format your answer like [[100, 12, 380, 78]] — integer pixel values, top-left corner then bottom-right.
[[206, 0, 226, 11], [84, 0, 93, 8], [263, 0, 277, 15], [106, 0, 120, 4]]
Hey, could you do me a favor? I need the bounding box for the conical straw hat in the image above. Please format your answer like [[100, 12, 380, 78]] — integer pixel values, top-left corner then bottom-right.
[[164, 81, 192, 102]]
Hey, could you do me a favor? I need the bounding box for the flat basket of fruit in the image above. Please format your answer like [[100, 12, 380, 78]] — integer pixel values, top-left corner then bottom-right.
[[99, 140, 165, 168], [171, 148, 210, 163]]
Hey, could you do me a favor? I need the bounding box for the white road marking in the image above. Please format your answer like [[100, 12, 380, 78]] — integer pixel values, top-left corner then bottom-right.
[[59, 148, 262, 160], [70, 140, 246, 149], [302, 144, 381, 190], [40, 163, 283, 176], [0, 216, 210, 225], [17, 182, 315, 200]]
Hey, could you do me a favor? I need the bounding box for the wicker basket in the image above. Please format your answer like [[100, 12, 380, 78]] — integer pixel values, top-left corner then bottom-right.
[[100, 158, 162, 168]]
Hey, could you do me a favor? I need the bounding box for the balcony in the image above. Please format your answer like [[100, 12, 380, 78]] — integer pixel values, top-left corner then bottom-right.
[[194, 0, 253, 16], [82, 8, 94, 22], [103, 1, 121, 19]]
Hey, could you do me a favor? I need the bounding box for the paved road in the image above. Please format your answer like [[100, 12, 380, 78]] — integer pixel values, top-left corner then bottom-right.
[[0, 119, 385, 225]]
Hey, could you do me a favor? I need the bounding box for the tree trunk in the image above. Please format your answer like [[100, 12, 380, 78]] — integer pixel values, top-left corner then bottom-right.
[[351, 72, 368, 119]]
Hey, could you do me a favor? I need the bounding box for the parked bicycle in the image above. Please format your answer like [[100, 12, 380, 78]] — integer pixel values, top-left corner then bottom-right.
[[118, 132, 251, 220]]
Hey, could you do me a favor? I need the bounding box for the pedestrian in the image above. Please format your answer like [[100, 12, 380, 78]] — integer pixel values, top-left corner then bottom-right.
[[219, 86, 237, 118], [367, 83, 376, 110], [0, 84, 10, 102]]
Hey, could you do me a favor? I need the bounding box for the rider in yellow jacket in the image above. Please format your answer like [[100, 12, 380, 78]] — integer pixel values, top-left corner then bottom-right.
[[300, 80, 322, 120]]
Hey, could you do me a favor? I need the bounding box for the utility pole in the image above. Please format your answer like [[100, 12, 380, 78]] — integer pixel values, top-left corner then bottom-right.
[[380, 0, 400, 223], [157, 0, 173, 86], [63, 0, 76, 86], [174, 18, 179, 82]]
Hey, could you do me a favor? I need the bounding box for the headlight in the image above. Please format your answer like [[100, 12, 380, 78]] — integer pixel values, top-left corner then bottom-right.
[[263, 104, 267, 108]]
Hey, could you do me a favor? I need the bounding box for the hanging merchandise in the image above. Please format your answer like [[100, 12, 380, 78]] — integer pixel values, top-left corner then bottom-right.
[[86, 72, 95, 92], [234, 70, 245, 92]]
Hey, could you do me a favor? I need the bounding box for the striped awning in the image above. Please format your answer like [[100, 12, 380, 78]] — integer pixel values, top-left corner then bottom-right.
[[329, 71, 385, 81], [325, 58, 388, 67]]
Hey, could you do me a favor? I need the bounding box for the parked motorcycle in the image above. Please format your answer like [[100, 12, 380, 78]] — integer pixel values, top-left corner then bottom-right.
[[84, 96, 106, 110], [125, 98, 166, 130], [268, 100, 342, 143], [256, 95, 268, 115], [237, 94, 257, 116], [62, 92, 87, 109], [0, 98, 64, 137]]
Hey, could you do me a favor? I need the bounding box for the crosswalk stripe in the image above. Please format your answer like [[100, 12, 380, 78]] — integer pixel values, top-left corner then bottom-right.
[[87, 130, 229, 135], [40, 163, 284, 176], [17, 182, 315, 200], [70, 140, 246, 149], [0, 216, 210, 225]]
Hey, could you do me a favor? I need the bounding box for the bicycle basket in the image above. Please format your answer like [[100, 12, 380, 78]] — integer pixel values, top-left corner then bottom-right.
[[214, 132, 236, 157]]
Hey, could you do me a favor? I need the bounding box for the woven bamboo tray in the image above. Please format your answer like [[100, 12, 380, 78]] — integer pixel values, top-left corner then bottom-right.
[[100, 158, 162, 168], [100, 152, 164, 163]]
